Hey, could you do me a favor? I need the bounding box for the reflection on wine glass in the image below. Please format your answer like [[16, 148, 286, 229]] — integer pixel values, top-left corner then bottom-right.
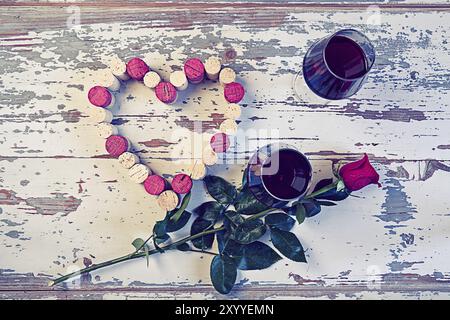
[[246, 143, 312, 208], [293, 29, 375, 102]]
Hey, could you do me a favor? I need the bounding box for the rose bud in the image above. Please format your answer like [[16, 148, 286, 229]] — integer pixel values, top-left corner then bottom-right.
[[339, 153, 381, 191]]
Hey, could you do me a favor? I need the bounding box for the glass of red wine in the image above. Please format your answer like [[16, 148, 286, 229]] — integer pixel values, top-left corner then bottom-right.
[[246, 144, 312, 208], [294, 29, 375, 101]]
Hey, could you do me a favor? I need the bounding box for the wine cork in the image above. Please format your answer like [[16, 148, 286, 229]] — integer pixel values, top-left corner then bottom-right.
[[143, 71, 161, 89], [184, 58, 205, 84], [187, 161, 207, 180], [105, 135, 129, 157], [219, 68, 236, 86], [118, 152, 139, 169], [128, 163, 151, 184], [88, 107, 113, 123], [223, 103, 241, 119], [157, 190, 179, 212], [88, 86, 114, 108], [99, 70, 121, 92], [126, 57, 150, 81], [224, 82, 245, 103], [97, 122, 118, 139], [155, 82, 177, 104], [202, 146, 218, 165], [171, 173, 193, 194], [204, 57, 221, 80], [109, 56, 130, 81], [210, 132, 230, 153], [170, 70, 188, 91], [219, 119, 238, 135], [144, 175, 167, 196]]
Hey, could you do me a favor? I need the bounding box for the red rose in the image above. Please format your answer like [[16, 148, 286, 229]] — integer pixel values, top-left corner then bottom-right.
[[339, 154, 381, 191]]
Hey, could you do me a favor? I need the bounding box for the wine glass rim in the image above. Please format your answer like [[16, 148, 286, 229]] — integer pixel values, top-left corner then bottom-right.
[[259, 146, 312, 202], [321, 28, 375, 82]]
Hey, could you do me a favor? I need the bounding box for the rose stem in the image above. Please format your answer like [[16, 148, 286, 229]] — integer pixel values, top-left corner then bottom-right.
[[49, 226, 225, 287], [304, 181, 338, 199]]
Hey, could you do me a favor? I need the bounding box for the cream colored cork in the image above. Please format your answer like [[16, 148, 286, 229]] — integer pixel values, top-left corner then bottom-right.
[[223, 103, 241, 119], [88, 107, 113, 123], [204, 57, 221, 80], [99, 70, 121, 91], [128, 163, 151, 183], [219, 67, 236, 86], [170, 70, 188, 91], [118, 152, 139, 169], [188, 161, 207, 180], [109, 56, 130, 81], [143, 71, 161, 89], [157, 190, 179, 211], [219, 119, 238, 135], [97, 122, 118, 139], [202, 146, 218, 166]]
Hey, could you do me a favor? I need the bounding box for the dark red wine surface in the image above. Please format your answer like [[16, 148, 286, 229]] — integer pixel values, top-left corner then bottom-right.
[[261, 149, 311, 200], [325, 35, 367, 79]]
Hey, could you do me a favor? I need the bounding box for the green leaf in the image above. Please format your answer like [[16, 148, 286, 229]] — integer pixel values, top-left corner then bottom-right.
[[204, 175, 237, 205], [336, 180, 345, 192], [234, 185, 270, 215], [312, 179, 349, 201], [144, 246, 149, 267], [190, 217, 215, 250], [193, 201, 224, 222], [176, 243, 191, 252], [131, 238, 145, 251], [270, 228, 306, 263], [216, 229, 229, 253], [224, 210, 245, 227], [313, 178, 334, 193], [166, 210, 191, 232], [316, 188, 350, 201], [265, 212, 295, 231], [221, 238, 243, 260], [153, 220, 167, 238], [210, 255, 237, 294], [170, 192, 191, 223], [316, 200, 337, 206], [231, 219, 266, 244], [300, 199, 321, 218], [236, 241, 282, 270], [294, 203, 306, 224], [154, 233, 170, 245]]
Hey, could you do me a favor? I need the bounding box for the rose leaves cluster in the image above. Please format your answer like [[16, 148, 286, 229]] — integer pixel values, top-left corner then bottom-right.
[[131, 154, 380, 295]]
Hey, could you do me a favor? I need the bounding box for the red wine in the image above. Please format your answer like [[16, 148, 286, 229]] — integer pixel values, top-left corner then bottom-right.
[[261, 149, 311, 200], [324, 35, 368, 79], [302, 30, 374, 99]]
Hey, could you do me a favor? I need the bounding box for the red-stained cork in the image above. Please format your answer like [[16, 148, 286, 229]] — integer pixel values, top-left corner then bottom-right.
[[184, 58, 205, 84], [144, 175, 167, 196], [88, 86, 112, 108], [155, 82, 177, 104], [105, 135, 129, 157], [210, 133, 230, 153], [126, 58, 150, 81], [224, 82, 245, 103], [171, 173, 193, 194]]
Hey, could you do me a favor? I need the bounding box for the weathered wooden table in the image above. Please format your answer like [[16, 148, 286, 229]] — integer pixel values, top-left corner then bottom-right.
[[1, 1, 450, 300]]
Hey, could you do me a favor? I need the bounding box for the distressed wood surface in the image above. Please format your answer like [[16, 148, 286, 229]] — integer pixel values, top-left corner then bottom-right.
[[1, 2, 450, 300]]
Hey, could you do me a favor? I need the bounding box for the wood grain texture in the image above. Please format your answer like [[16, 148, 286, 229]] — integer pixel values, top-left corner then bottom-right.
[[0, 2, 450, 299]]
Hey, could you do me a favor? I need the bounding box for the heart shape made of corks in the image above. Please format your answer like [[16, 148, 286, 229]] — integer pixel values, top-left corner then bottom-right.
[[86, 56, 245, 213]]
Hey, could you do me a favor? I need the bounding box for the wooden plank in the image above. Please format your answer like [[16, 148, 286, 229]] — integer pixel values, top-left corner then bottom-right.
[[0, 4, 449, 299], [3, 0, 450, 5]]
